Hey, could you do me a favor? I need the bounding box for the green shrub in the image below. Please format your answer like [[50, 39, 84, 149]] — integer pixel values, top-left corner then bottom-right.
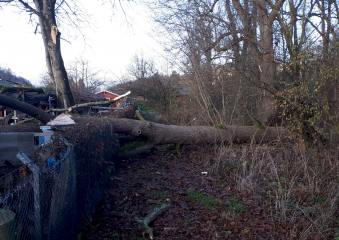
[[276, 80, 329, 143]]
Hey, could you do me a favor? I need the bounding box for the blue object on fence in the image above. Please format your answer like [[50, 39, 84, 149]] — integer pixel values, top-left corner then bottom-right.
[[39, 126, 53, 144], [38, 136, 45, 145], [47, 156, 58, 169]]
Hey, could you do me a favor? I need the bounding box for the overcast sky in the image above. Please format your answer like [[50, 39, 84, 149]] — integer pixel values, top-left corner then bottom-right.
[[0, 1, 168, 86]]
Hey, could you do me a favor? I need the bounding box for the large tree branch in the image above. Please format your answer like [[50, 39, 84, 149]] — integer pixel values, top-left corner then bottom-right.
[[205, 30, 242, 52], [267, 0, 286, 23], [0, 93, 52, 123], [50, 91, 131, 113], [231, 0, 247, 23]]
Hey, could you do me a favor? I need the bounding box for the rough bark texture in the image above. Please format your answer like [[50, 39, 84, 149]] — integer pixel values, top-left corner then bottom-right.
[[34, 0, 75, 108], [71, 117, 288, 144], [256, 0, 276, 123]]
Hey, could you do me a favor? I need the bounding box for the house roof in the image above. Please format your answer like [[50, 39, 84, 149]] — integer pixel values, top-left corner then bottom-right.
[[95, 90, 120, 96], [73, 89, 105, 102]]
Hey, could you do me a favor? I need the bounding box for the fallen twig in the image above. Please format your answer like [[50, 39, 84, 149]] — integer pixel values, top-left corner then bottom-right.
[[136, 203, 171, 239], [17, 117, 35, 124]]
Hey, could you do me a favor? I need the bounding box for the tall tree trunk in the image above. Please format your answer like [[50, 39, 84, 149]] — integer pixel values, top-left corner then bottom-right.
[[256, 0, 284, 123], [322, 0, 337, 123], [257, 22, 275, 123], [231, 0, 259, 124], [34, 0, 74, 108]]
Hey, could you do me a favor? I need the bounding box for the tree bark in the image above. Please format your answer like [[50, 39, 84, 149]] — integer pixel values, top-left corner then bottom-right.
[[72, 116, 288, 144], [256, 0, 275, 123], [34, 0, 75, 108], [256, 0, 285, 123], [0, 94, 52, 124], [0, 94, 287, 144]]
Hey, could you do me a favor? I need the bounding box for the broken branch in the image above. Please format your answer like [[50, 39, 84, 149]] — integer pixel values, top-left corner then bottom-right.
[[50, 91, 131, 113], [136, 203, 171, 239]]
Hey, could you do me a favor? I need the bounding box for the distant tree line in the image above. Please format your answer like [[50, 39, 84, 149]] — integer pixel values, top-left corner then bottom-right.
[[150, 0, 338, 142]]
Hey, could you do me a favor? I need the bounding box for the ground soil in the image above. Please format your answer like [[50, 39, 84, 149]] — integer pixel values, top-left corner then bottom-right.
[[81, 146, 297, 240]]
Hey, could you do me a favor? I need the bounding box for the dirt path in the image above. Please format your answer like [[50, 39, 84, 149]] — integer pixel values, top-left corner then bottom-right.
[[81, 146, 294, 240]]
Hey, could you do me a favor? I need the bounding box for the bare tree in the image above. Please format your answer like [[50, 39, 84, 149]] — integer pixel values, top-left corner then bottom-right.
[[128, 55, 157, 80], [68, 58, 104, 94], [0, 0, 75, 107], [152, 0, 338, 138]]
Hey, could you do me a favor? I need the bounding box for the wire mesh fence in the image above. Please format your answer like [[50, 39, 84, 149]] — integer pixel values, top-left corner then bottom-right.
[[0, 125, 121, 240], [0, 168, 35, 240], [0, 137, 77, 240]]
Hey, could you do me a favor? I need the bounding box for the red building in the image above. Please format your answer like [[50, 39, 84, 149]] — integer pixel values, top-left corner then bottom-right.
[[96, 90, 120, 100], [95, 90, 125, 108]]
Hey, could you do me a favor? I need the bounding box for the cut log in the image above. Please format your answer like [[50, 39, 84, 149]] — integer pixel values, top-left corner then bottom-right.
[[71, 117, 288, 144]]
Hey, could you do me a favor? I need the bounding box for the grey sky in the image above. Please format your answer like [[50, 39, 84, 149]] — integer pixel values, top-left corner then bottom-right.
[[0, 1, 168, 86]]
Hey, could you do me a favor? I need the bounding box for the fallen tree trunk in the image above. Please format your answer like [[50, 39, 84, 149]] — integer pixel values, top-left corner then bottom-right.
[[71, 117, 288, 144], [0, 93, 52, 124], [0, 95, 288, 144]]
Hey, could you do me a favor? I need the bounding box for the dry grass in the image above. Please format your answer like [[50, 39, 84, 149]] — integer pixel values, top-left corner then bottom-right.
[[211, 141, 339, 239]]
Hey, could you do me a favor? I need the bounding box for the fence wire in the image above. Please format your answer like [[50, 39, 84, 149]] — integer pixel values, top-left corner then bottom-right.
[[0, 138, 77, 240], [0, 168, 34, 240]]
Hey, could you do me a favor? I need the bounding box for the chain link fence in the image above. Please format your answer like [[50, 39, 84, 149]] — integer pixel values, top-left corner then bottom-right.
[[0, 136, 77, 240], [0, 125, 121, 240], [0, 168, 34, 240]]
